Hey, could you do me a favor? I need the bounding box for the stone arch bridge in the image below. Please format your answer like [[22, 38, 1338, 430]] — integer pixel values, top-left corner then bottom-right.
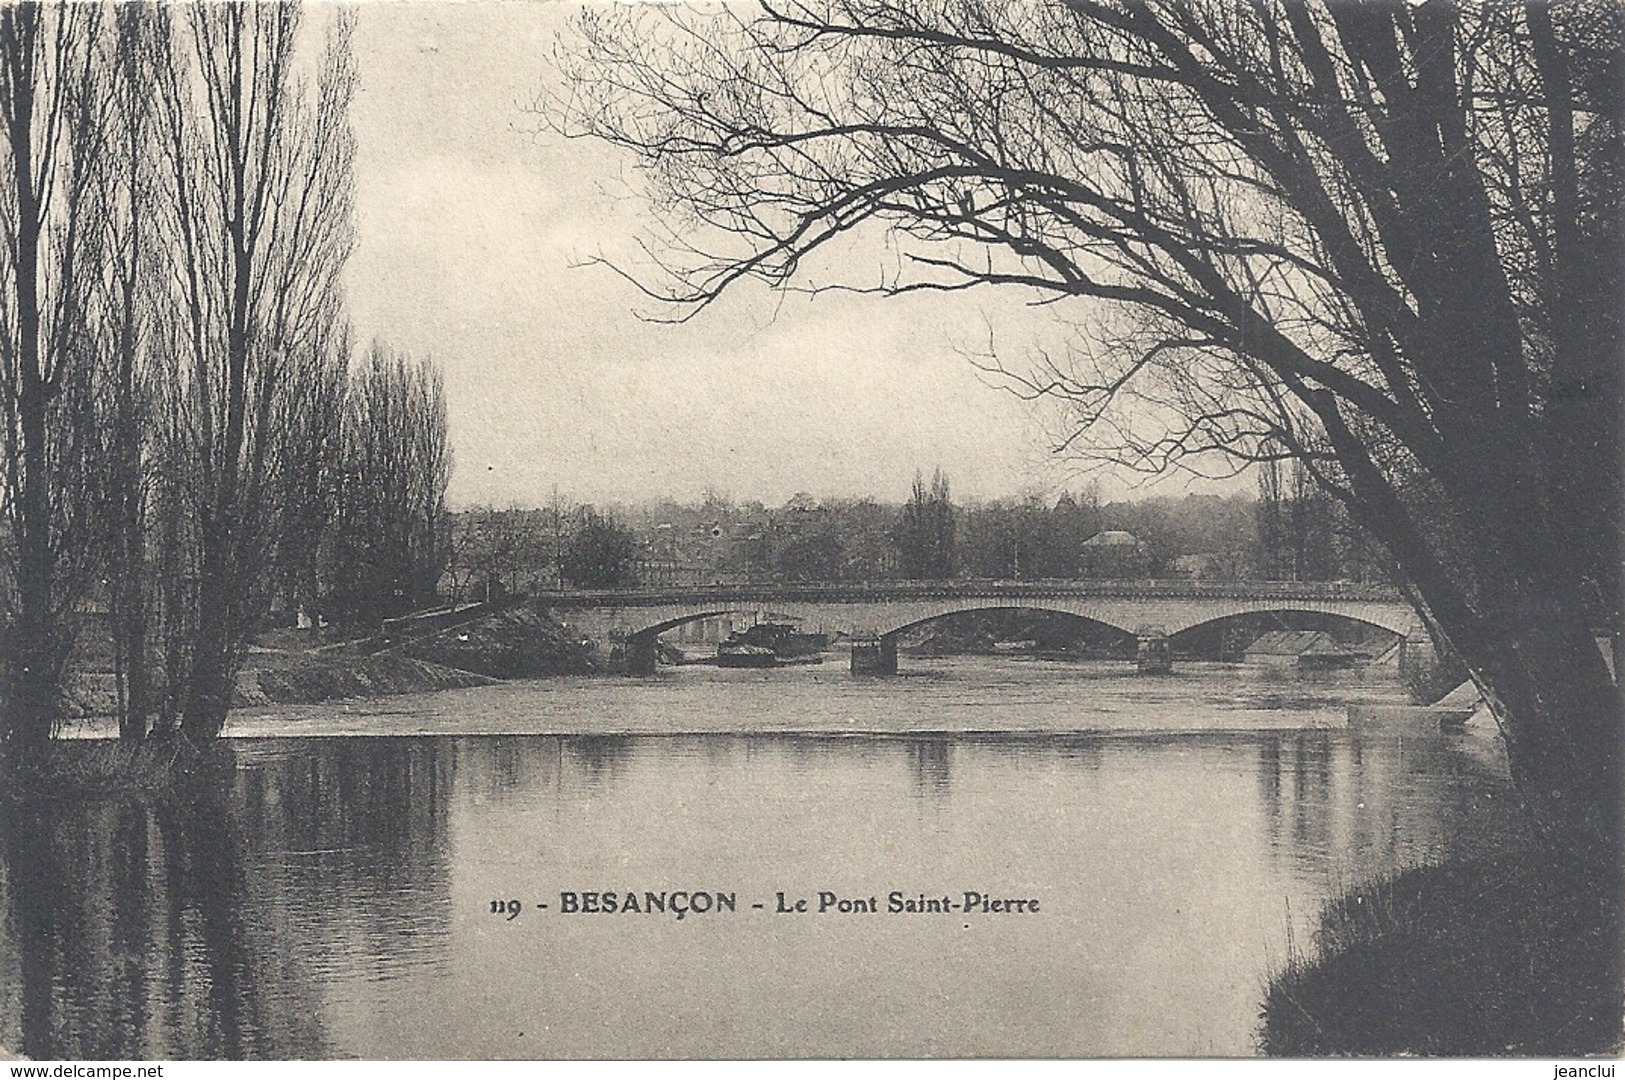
[[543, 580, 1427, 675]]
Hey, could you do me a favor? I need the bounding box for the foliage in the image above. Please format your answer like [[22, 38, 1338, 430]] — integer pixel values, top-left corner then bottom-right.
[[959, 493, 1097, 579], [450, 506, 561, 601], [0, 5, 128, 759], [1262, 850, 1622, 1055], [773, 499, 845, 582], [893, 469, 955, 579], [562, 508, 639, 589], [325, 343, 452, 630], [613, 484, 1376, 585], [1256, 458, 1389, 582]]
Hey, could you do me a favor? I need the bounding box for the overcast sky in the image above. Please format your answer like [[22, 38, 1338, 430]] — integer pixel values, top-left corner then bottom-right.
[[341, 2, 1228, 510]]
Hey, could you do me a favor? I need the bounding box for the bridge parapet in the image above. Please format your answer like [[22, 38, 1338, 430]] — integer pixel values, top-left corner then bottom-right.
[[540, 578, 1404, 609]]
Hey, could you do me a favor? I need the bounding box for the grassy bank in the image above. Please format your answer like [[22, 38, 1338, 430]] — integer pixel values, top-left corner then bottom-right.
[[1261, 846, 1623, 1055]]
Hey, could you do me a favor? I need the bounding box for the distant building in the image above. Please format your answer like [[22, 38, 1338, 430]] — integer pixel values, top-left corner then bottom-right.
[[1080, 530, 1147, 577]]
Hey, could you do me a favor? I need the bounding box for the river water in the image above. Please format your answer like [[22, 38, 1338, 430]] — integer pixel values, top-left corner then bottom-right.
[[0, 658, 1514, 1058]]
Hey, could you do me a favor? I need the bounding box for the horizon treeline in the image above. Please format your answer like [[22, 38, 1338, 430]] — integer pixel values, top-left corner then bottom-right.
[[451, 461, 1391, 595], [0, 6, 449, 758]]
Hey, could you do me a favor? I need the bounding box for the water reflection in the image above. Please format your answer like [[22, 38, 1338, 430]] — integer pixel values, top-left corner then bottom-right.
[[0, 720, 1513, 1059], [3, 779, 316, 1058], [1, 741, 453, 1059], [564, 735, 634, 789], [1255, 725, 1524, 892], [906, 739, 953, 795]]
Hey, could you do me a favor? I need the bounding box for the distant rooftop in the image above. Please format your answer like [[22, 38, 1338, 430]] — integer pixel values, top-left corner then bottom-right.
[[1082, 530, 1140, 547]]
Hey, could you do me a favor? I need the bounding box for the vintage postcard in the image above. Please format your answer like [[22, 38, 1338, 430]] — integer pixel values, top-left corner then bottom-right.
[[0, 0, 1618, 1064]]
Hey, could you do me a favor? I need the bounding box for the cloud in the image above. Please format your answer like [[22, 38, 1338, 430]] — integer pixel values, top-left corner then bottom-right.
[[343, 2, 1202, 510]]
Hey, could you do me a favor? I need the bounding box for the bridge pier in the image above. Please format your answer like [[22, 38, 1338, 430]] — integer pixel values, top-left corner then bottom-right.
[[626, 634, 659, 677], [1396, 633, 1436, 682], [851, 637, 898, 676], [1136, 633, 1172, 675]]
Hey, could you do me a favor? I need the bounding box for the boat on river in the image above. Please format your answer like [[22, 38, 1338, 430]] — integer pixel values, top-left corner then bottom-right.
[[713, 622, 830, 667], [1296, 649, 1361, 670], [715, 641, 779, 668]]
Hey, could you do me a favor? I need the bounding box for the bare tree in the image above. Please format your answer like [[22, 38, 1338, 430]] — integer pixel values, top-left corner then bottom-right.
[[272, 319, 349, 633], [893, 469, 955, 579], [326, 342, 451, 630], [151, 2, 356, 744], [453, 506, 536, 603], [562, 507, 638, 589], [0, 4, 117, 761], [81, 3, 170, 746], [550, 1, 1623, 862]]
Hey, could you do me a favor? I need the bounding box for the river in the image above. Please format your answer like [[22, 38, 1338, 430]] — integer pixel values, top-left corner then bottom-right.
[[0, 657, 1514, 1058]]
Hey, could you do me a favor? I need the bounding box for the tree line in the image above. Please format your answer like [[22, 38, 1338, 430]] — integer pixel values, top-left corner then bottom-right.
[[0, 4, 450, 763], [454, 463, 1388, 591]]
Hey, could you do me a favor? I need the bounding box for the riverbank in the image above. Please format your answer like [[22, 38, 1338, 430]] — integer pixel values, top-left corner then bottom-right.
[[61, 649, 497, 716], [1261, 834, 1623, 1055], [61, 603, 598, 718]]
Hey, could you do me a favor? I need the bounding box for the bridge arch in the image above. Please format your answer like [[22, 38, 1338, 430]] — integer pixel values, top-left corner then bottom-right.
[[1163, 606, 1418, 639], [629, 610, 759, 641], [874, 604, 1139, 642]]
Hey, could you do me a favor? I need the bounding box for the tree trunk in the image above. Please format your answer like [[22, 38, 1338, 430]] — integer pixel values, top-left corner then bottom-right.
[[6, 581, 60, 759], [9, 394, 60, 760], [5, 78, 60, 761], [178, 549, 237, 744], [179, 633, 234, 746], [114, 570, 149, 746], [112, 270, 149, 746], [1452, 579, 1621, 869]]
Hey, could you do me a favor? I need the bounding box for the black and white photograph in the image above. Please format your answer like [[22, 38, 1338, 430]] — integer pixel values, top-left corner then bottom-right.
[[0, 0, 1618, 1063]]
